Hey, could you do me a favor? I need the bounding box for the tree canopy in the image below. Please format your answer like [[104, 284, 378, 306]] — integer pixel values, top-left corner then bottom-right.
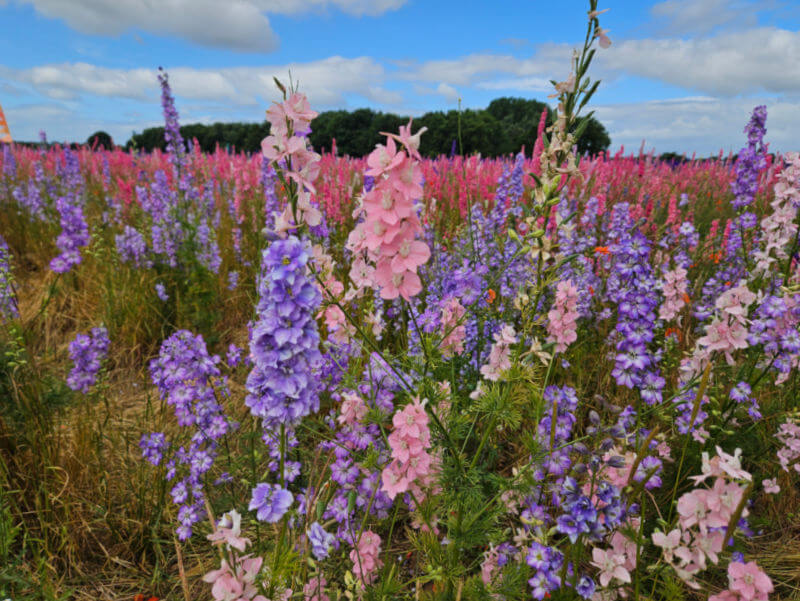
[[125, 97, 611, 158]]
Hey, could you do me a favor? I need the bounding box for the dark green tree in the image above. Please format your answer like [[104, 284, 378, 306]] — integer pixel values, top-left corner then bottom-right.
[[125, 98, 612, 157], [87, 130, 114, 149]]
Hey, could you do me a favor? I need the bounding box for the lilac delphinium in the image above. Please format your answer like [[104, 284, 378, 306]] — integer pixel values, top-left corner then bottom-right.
[[50, 195, 90, 273], [66, 326, 110, 393], [307, 521, 336, 560], [261, 159, 280, 231], [226, 343, 242, 368], [141, 171, 183, 268], [249, 482, 293, 523], [157, 67, 186, 172], [227, 270, 239, 290], [526, 542, 564, 600], [749, 293, 800, 384], [0, 235, 19, 321], [245, 235, 323, 430], [155, 282, 169, 301], [148, 330, 235, 540], [195, 215, 222, 273], [605, 204, 665, 404], [115, 225, 151, 268], [320, 355, 396, 540], [50, 150, 89, 274], [731, 106, 767, 211], [2, 143, 16, 178], [139, 432, 169, 465], [729, 380, 761, 420], [557, 196, 602, 318], [11, 159, 47, 221]]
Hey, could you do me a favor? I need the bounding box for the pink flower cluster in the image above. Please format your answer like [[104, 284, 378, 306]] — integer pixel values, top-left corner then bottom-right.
[[753, 152, 800, 274], [440, 297, 466, 358], [349, 529, 383, 586], [303, 575, 330, 601], [381, 398, 437, 501], [261, 92, 322, 231], [546, 280, 579, 353], [709, 561, 774, 601], [203, 510, 269, 601], [347, 121, 430, 300], [480, 545, 501, 586], [652, 448, 752, 588], [776, 418, 800, 474], [590, 530, 637, 589], [480, 324, 517, 381], [697, 282, 756, 365], [659, 266, 689, 321]]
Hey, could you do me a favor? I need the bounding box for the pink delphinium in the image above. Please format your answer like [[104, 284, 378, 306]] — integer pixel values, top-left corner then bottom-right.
[[546, 280, 579, 352], [590, 546, 631, 588], [762, 478, 780, 494], [381, 398, 437, 501], [203, 555, 267, 601], [776, 418, 800, 474], [697, 282, 755, 364], [338, 391, 368, 427], [349, 530, 383, 586], [728, 561, 774, 601], [480, 324, 517, 381], [753, 151, 800, 274], [659, 266, 689, 320], [261, 91, 322, 230], [347, 121, 430, 301], [440, 297, 466, 358], [207, 509, 250, 552], [303, 575, 330, 601], [653, 448, 754, 589], [481, 545, 500, 586]]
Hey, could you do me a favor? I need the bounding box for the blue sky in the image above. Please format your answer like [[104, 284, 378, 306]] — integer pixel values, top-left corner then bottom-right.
[[0, 0, 799, 153]]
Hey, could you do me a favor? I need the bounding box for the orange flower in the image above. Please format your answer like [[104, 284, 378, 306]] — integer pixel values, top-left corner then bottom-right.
[[665, 327, 682, 341], [588, 285, 595, 296], [682, 292, 691, 304], [486, 289, 497, 304], [594, 246, 610, 255]]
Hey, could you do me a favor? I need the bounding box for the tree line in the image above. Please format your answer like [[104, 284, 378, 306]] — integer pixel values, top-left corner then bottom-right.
[[122, 97, 611, 158]]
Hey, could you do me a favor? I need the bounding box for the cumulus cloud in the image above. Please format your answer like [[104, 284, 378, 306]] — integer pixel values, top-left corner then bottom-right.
[[650, 0, 761, 35], [17, 0, 406, 52], [594, 96, 800, 155], [405, 54, 548, 87], [599, 28, 800, 96], [4, 102, 152, 144], [477, 76, 552, 93], [1, 57, 391, 107]]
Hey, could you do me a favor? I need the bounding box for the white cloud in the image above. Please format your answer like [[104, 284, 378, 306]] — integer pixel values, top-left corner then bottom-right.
[[17, 0, 406, 52], [595, 96, 800, 155], [256, 0, 405, 16], [4, 103, 151, 144], [406, 54, 548, 87], [650, 0, 760, 35], [0, 57, 391, 107], [477, 76, 552, 93], [435, 83, 459, 103], [599, 28, 800, 96]]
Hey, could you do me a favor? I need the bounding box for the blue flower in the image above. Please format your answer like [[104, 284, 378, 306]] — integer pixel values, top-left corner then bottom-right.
[[249, 483, 293, 523], [308, 521, 335, 560]]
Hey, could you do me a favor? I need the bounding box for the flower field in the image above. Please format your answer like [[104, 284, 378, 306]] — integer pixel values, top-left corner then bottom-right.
[[2, 7, 800, 601]]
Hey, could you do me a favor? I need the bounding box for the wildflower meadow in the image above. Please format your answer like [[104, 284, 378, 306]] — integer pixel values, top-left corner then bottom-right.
[[1, 3, 800, 601]]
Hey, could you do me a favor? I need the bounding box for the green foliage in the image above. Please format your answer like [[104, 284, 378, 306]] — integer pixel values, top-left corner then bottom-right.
[[125, 98, 611, 158], [87, 130, 114, 149]]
